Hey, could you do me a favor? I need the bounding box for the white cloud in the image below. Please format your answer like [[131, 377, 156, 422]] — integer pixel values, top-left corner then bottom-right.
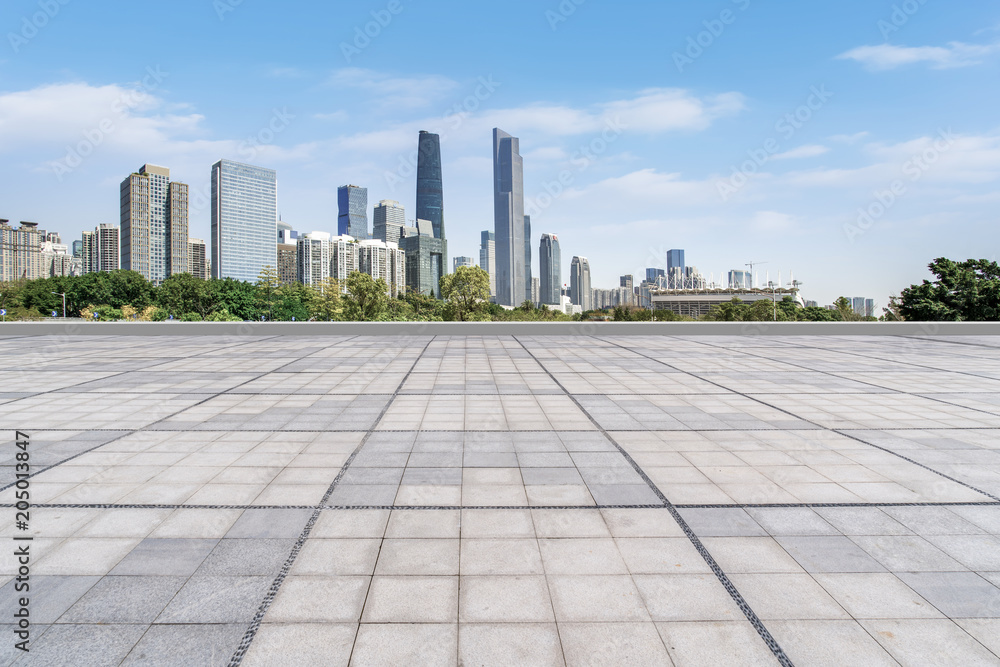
[[752, 210, 799, 232], [837, 42, 1000, 70], [772, 145, 829, 161], [829, 132, 870, 144], [325, 68, 460, 110]]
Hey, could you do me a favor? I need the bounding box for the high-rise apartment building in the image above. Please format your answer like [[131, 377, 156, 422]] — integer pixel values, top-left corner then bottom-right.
[[188, 239, 208, 280], [359, 239, 406, 297], [531, 277, 540, 306], [373, 200, 406, 245], [570, 256, 592, 312], [120, 164, 188, 284], [297, 232, 332, 286], [620, 275, 634, 292], [416, 132, 445, 242], [81, 224, 120, 274], [211, 159, 277, 282], [453, 256, 474, 272], [338, 185, 368, 239], [493, 128, 526, 306], [276, 220, 298, 285], [0, 220, 42, 281], [40, 239, 78, 277], [331, 235, 359, 285], [539, 233, 561, 305], [480, 231, 496, 297]]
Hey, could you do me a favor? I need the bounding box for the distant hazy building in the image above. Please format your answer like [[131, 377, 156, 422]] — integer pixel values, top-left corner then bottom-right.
[[531, 277, 540, 306], [666, 249, 685, 289], [453, 256, 474, 272], [338, 185, 368, 240], [570, 256, 592, 311], [480, 231, 496, 297], [853, 297, 876, 318], [81, 224, 120, 274], [297, 231, 332, 286], [188, 238, 208, 280], [373, 200, 406, 245], [620, 275, 634, 292], [359, 239, 406, 297], [276, 221, 297, 285], [72, 239, 83, 258], [40, 239, 78, 277], [728, 270, 751, 289], [493, 128, 526, 306], [0, 220, 42, 281], [539, 234, 561, 306], [211, 159, 277, 282], [805, 300, 819, 308], [120, 164, 188, 284], [401, 220, 447, 298], [524, 214, 532, 303]]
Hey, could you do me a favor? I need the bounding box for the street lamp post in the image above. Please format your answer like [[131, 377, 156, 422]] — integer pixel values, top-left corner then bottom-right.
[[767, 281, 777, 321], [51, 292, 66, 318]]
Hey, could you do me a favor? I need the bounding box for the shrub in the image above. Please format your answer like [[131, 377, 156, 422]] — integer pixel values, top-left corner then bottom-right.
[[180, 312, 203, 322]]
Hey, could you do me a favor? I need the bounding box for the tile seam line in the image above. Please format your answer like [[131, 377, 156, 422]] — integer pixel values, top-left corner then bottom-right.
[[513, 335, 794, 667], [227, 334, 435, 666], [601, 337, 1000, 505], [0, 335, 364, 493]]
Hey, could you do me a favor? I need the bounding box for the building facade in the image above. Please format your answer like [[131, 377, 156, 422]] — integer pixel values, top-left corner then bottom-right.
[[81, 224, 120, 274], [211, 160, 278, 282], [666, 249, 686, 289], [401, 224, 447, 298], [338, 185, 368, 239], [570, 256, 592, 312], [297, 232, 332, 286], [493, 128, 526, 307], [728, 270, 751, 289], [188, 239, 208, 280], [539, 233, 561, 306], [359, 239, 406, 297], [452, 256, 474, 272], [119, 165, 188, 284], [416, 131, 445, 242], [331, 235, 359, 286], [0, 220, 42, 281], [652, 288, 805, 319], [480, 230, 496, 297], [373, 200, 406, 245]]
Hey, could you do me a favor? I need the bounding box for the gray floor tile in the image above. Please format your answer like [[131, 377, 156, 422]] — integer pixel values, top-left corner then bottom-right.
[[120, 624, 245, 666], [110, 538, 218, 576]]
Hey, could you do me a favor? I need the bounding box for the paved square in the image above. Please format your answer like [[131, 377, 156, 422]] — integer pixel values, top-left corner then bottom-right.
[[1, 333, 999, 665]]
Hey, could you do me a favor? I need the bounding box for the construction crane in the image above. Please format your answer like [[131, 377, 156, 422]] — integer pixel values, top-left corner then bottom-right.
[[745, 261, 768, 289]]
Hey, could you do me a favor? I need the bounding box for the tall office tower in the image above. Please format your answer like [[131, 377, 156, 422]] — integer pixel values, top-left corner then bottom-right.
[[331, 235, 359, 287], [620, 275, 634, 292], [531, 277, 540, 306], [865, 299, 875, 318], [188, 239, 208, 280], [570, 256, 592, 311], [0, 220, 42, 281], [72, 239, 83, 258], [338, 185, 368, 239], [359, 239, 406, 297], [728, 270, 750, 289], [539, 233, 561, 305], [373, 200, 406, 245], [524, 215, 532, 303], [401, 220, 447, 298], [666, 249, 685, 288], [416, 131, 445, 242], [646, 268, 665, 284], [453, 256, 474, 272], [81, 224, 120, 274], [297, 232, 332, 286], [493, 128, 526, 306], [119, 164, 188, 284], [480, 231, 496, 297], [211, 159, 277, 281]]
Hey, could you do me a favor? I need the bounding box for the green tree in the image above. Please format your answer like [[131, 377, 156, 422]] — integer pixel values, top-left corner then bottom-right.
[[440, 266, 491, 321], [274, 282, 314, 321], [310, 277, 342, 321], [256, 266, 280, 321], [158, 273, 210, 317], [107, 270, 155, 310], [834, 296, 861, 321], [209, 278, 260, 321], [882, 294, 904, 322], [704, 297, 748, 321], [900, 258, 1000, 321], [343, 272, 390, 321]]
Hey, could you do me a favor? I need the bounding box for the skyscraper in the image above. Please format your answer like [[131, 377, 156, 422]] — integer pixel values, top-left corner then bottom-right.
[[338, 185, 368, 239], [493, 128, 526, 306], [0, 220, 41, 281], [416, 131, 445, 242], [120, 164, 188, 284], [211, 159, 277, 282], [401, 221, 447, 298], [373, 200, 406, 245], [480, 231, 496, 297], [297, 232, 332, 286], [570, 256, 592, 311], [524, 215, 532, 303], [188, 238, 208, 280], [453, 256, 474, 272], [646, 268, 665, 284], [81, 224, 120, 274], [539, 233, 561, 306], [359, 239, 406, 298], [667, 249, 685, 288], [72, 240, 83, 258]]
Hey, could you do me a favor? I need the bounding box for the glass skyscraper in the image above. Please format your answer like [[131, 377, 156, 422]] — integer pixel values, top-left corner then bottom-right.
[[493, 128, 526, 307], [570, 256, 592, 311], [416, 131, 445, 242], [211, 159, 277, 282], [338, 185, 368, 239], [524, 214, 532, 303], [667, 249, 686, 288], [539, 233, 561, 305], [480, 230, 496, 297]]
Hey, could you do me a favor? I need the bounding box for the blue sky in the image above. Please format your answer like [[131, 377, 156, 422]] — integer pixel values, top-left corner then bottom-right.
[[1, 0, 998, 306]]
